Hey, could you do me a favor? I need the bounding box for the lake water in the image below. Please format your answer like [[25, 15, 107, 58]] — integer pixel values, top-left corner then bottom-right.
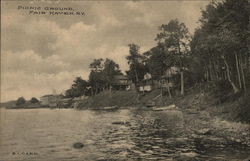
[[0, 108, 249, 161]]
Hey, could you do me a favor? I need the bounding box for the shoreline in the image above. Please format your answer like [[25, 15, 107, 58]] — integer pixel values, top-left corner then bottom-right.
[[2, 105, 250, 147]]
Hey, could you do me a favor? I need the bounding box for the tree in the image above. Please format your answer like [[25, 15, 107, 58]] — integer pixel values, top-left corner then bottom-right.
[[65, 88, 75, 98], [65, 77, 89, 98], [103, 58, 122, 87], [72, 77, 89, 96], [30, 97, 39, 103], [89, 58, 104, 72], [143, 46, 169, 80], [191, 0, 249, 94], [155, 19, 190, 95], [16, 97, 26, 106], [88, 58, 121, 95], [126, 44, 147, 85]]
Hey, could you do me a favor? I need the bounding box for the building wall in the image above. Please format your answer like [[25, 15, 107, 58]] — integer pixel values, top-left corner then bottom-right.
[[40, 95, 58, 107], [139, 85, 152, 92], [40, 97, 49, 105]]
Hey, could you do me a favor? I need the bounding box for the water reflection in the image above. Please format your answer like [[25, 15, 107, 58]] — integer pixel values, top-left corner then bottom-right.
[[0, 108, 249, 161]]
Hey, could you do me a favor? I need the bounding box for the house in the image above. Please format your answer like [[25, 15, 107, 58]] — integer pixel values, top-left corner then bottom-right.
[[139, 81, 153, 92], [111, 75, 132, 90], [139, 70, 177, 92], [40, 94, 61, 107], [159, 67, 177, 89], [139, 73, 156, 92], [165, 66, 179, 77]]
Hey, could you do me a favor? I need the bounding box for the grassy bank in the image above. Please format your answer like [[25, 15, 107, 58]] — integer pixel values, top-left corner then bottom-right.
[[77, 90, 140, 109], [78, 83, 250, 124]]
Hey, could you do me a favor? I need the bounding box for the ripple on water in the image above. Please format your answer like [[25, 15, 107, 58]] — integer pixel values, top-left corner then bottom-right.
[[1, 108, 250, 161]]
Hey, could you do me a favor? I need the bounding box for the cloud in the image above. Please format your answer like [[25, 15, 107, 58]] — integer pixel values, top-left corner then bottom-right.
[[1, 0, 210, 102], [108, 47, 129, 72], [1, 70, 88, 102], [2, 50, 70, 74]]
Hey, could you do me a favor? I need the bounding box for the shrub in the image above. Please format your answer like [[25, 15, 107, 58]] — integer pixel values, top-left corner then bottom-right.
[[211, 80, 233, 104], [30, 97, 39, 103], [16, 97, 26, 106]]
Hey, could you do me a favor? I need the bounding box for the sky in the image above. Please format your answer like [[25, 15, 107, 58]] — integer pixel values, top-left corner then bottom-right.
[[1, 0, 210, 102]]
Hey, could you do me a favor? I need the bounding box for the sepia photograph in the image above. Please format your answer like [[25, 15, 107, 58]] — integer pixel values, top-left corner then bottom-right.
[[1, 0, 250, 160]]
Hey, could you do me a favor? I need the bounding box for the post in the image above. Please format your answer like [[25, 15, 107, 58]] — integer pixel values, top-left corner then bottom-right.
[[109, 85, 112, 98], [180, 70, 184, 95], [167, 79, 172, 99]]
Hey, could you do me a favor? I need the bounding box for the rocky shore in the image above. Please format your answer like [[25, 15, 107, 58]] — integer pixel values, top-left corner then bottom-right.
[[76, 86, 250, 147]]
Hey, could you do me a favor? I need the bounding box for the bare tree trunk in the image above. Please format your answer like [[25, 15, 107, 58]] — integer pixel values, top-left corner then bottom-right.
[[239, 55, 247, 91], [160, 84, 163, 99], [246, 53, 250, 88], [247, 54, 250, 75], [221, 55, 239, 93], [216, 59, 222, 79], [109, 85, 112, 98], [224, 70, 227, 80], [204, 66, 209, 81], [167, 79, 172, 99], [178, 40, 184, 96], [180, 70, 184, 95], [235, 53, 242, 89], [134, 68, 139, 84], [209, 59, 214, 81], [213, 61, 219, 79], [206, 63, 212, 81]]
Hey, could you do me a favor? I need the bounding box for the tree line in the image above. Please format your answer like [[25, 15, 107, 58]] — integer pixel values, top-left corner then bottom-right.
[[191, 0, 249, 93], [65, 0, 249, 98], [65, 58, 122, 97]]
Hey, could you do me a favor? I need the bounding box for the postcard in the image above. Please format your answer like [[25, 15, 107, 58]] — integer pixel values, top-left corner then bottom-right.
[[1, 0, 250, 160]]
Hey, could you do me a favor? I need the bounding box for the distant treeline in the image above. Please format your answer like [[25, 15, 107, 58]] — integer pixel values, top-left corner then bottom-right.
[[66, 0, 249, 98]]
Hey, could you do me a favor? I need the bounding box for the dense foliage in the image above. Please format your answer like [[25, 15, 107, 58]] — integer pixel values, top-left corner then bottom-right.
[[65, 77, 89, 98], [191, 0, 249, 93], [65, 58, 122, 97], [126, 44, 148, 85], [65, 0, 249, 99], [89, 58, 122, 95]]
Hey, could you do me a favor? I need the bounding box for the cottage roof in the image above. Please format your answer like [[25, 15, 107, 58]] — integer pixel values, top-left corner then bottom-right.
[[40, 94, 54, 98], [40, 94, 62, 98]]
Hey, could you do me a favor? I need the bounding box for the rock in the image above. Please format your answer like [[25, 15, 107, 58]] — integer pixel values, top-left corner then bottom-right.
[[85, 139, 95, 145], [175, 152, 198, 161], [180, 152, 198, 158], [235, 139, 241, 143], [196, 128, 212, 135], [73, 142, 84, 149], [242, 132, 248, 136], [145, 150, 154, 154], [152, 146, 160, 149]]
